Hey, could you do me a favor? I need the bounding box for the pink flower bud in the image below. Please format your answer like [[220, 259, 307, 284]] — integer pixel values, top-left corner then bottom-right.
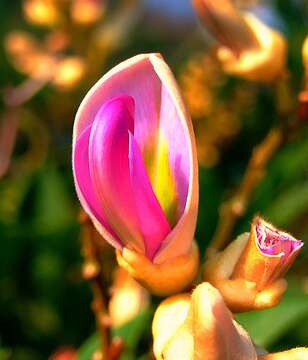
[[72, 54, 198, 266]]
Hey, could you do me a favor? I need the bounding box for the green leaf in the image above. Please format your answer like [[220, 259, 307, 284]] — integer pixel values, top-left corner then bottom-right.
[[34, 167, 74, 234], [264, 181, 308, 227], [236, 280, 308, 348], [0, 348, 11, 360], [77, 309, 152, 360], [112, 309, 152, 360], [77, 333, 101, 360]]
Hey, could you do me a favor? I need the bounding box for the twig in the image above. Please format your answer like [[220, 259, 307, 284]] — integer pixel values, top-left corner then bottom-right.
[[206, 127, 282, 257], [79, 212, 125, 360], [206, 110, 305, 258], [0, 109, 19, 178]]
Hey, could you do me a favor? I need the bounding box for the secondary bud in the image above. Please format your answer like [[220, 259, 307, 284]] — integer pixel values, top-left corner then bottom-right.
[[203, 217, 303, 312], [109, 268, 149, 327], [192, 1, 287, 82], [232, 217, 303, 289], [217, 14, 287, 82]]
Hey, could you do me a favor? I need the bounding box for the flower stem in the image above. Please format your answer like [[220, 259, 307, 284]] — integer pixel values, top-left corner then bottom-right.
[[206, 105, 305, 258], [80, 212, 124, 360], [206, 127, 282, 258]]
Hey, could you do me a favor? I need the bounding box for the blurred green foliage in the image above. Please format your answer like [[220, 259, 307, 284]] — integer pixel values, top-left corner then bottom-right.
[[0, 0, 308, 359]]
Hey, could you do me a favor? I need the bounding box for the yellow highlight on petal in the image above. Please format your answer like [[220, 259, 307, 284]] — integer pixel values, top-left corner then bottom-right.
[[145, 134, 178, 227]]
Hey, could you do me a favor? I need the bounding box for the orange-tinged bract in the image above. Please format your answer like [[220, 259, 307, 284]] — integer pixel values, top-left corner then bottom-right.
[[116, 241, 199, 296]]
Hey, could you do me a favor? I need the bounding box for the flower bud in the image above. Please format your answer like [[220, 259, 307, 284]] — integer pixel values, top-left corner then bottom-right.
[[23, 0, 61, 27], [70, 0, 105, 25], [72, 54, 199, 295], [203, 217, 303, 312], [217, 14, 287, 82], [52, 57, 86, 90], [152, 282, 257, 360], [192, 1, 287, 82]]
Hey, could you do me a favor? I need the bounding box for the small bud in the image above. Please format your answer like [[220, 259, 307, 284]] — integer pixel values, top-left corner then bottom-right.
[[203, 217, 303, 312], [298, 90, 308, 121], [109, 267, 149, 327], [82, 260, 100, 280], [70, 0, 105, 25], [23, 0, 61, 27], [217, 14, 287, 82], [52, 57, 86, 90]]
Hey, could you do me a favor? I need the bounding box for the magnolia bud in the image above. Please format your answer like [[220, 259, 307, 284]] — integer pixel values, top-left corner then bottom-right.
[[203, 217, 303, 312], [217, 14, 287, 82]]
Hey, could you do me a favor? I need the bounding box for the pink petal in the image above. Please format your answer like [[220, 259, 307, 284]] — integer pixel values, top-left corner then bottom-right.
[[159, 84, 190, 216], [74, 55, 162, 151], [73, 54, 199, 263], [129, 132, 171, 260], [73, 123, 121, 248], [148, 55, 199, 264], [88, 96, 145, 253]]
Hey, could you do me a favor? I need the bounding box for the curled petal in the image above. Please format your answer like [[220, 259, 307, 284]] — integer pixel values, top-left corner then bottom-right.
[[74, 123, 120, 249], [88, 96, 144, 253]]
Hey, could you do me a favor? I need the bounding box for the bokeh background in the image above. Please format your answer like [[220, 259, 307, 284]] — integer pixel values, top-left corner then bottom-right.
[[0, 0, 308, 359]]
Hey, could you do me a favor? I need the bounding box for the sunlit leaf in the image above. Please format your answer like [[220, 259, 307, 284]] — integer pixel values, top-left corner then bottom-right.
[[77, 333, 101, 360], [264, 181, 308, 227]]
